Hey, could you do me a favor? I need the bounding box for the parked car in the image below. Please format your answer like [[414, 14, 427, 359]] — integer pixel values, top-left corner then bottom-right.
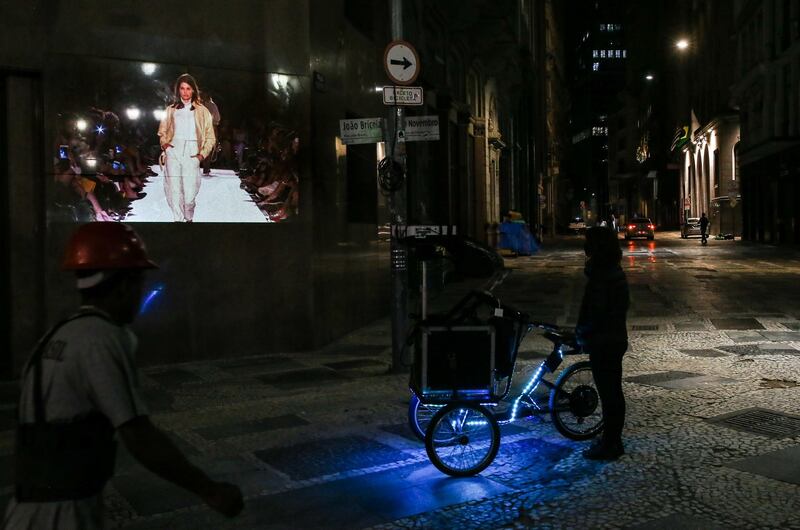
[[624, 218, 655, 240], [568, 217, 586, 233], [681, 217, 702, 238]]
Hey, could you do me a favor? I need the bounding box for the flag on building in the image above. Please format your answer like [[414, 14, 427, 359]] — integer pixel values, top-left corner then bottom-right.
[[670, 126, 689, 151]]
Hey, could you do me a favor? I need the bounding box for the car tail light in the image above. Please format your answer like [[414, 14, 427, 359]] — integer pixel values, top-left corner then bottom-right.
[[628, 225, 635, 230], [648, 224, 655, 229]]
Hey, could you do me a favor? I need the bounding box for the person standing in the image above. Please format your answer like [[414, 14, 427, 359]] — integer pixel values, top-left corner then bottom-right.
[[4, 223, 243, 529], [575, 226, 630, 460], [158, 74, 216, 222], [699, 212, 709, 244]]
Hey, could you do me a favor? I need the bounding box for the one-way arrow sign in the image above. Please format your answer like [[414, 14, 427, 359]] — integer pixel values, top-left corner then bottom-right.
[[390, 57, 413, 70], [384, 40, 420, 85]]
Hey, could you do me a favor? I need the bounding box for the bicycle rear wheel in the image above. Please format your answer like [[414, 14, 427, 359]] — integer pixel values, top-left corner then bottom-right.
[[425, 402, 500, 477], [548, 361, 603, 440]]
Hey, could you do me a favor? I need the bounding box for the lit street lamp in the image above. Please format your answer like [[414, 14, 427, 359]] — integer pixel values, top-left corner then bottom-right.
[[675, 39, 689, 50]]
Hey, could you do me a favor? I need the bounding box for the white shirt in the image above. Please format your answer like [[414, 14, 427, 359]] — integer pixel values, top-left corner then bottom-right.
[[173, 101, 196, 141], [4, 310, 149, 530]]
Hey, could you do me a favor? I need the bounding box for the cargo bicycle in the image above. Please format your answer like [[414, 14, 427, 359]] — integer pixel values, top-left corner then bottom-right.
[[408, 289, 603, 477]]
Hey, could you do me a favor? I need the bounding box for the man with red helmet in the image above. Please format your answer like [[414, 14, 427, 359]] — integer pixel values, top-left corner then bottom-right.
[[4, 223, 243, 529]]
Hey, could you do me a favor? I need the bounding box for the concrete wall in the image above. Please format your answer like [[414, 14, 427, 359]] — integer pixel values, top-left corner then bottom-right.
[[307, 0, 392, 346]]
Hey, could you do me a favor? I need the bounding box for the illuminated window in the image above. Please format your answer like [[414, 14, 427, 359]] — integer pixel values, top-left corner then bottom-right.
[[622, 50, 627, 58], [593, 62, 600, 71], [600, 24, 606, 31], [600, 50, 607, 58], [593, 50, 599, 58], [615, 50, 621, 58]]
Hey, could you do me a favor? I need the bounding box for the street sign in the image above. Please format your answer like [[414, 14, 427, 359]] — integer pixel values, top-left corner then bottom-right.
[[339, 118, 385, 145], [382, 86, 423, 106], [404, 115, 439, 142], [383, 40, 420, 85], [391, 225, 457, 239]]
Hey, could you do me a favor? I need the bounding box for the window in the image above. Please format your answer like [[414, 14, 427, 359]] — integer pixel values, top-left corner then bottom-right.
[[615, 50, 621, 58], [593, 62, 600, 71], [600, 24, 607, 31], [600, 50, 607, 58], [593, 50, 599, 58], [622, 50, 627, 58]]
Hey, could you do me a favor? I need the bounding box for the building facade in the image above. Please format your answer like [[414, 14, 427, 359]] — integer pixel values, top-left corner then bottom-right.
[[676, 0, 742, 237], [732, 0, 800, 244], [565, 0, 628, 227], [0, 1, 551, 377], [607, 0, 684, 230]]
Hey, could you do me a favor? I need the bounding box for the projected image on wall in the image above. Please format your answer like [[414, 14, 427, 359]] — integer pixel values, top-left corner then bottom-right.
[[50, 59, 303, 223]]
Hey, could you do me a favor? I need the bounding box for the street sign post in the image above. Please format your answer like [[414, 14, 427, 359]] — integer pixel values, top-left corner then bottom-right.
[[382, 86, 423, 106], [339, 118, 385, 145], [383, 40, 420, 85]]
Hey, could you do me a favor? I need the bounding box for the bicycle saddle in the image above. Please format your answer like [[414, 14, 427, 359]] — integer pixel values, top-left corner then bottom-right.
[[533, 321, 577, 348], [543, 330, 577, 348]]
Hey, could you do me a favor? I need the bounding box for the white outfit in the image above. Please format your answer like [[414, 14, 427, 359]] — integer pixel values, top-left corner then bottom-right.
[[3, 309, 148, 530], [164, 102, 202, 222]]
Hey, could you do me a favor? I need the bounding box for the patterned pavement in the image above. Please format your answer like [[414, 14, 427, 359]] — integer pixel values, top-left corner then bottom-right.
[[2, 232, 800, 529]]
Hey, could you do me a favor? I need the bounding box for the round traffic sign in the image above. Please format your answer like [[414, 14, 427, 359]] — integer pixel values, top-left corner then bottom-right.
[[383, 40, 420, 85]]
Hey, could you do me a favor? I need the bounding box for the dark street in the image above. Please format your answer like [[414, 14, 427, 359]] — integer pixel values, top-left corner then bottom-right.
[[3, 234, 798, 529]]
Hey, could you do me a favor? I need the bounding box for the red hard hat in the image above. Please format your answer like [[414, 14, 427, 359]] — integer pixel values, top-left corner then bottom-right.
[[62, 223, 158, 270]]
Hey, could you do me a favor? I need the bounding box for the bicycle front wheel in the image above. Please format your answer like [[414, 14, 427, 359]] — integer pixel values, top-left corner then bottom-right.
[[408, 394, 443, 441], [548, 360, 603, 440], [425, 402, 500, 477]]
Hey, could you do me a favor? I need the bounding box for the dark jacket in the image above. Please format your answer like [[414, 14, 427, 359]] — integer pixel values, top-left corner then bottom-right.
[[575, 262, 629, 349]]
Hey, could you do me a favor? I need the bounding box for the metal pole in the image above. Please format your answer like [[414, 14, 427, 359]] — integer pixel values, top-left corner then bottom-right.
[[389, 0, 409, 373], [421, 260, 427, 320]]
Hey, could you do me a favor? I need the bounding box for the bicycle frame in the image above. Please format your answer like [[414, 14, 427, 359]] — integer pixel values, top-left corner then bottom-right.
[[494, 327, 581, 424]]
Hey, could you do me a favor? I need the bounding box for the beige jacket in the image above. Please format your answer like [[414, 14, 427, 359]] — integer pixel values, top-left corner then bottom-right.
[[157, 103, 216, 158]]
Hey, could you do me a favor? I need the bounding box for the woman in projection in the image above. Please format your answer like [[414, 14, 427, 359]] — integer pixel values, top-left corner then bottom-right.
[[157, 74, 216, 222]]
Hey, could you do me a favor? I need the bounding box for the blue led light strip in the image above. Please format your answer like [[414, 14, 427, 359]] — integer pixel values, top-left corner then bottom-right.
[[505, 346, 564, 423]]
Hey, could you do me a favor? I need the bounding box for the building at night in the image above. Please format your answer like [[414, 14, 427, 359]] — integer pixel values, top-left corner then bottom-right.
[[606, 0, 684, 230], [675, 0, 742, 237], [732, 0, 800, 244], [564, 0, 628, 227], [541, 0, 571, 237], [0, 1, 554, 377]]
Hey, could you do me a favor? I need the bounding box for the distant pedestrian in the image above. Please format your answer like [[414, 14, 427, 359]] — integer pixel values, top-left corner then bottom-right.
[[4, 223, 243, 529], [699, 212, 709, 244], [609, 212, 617, 232], [576, 226, 630, 460]]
